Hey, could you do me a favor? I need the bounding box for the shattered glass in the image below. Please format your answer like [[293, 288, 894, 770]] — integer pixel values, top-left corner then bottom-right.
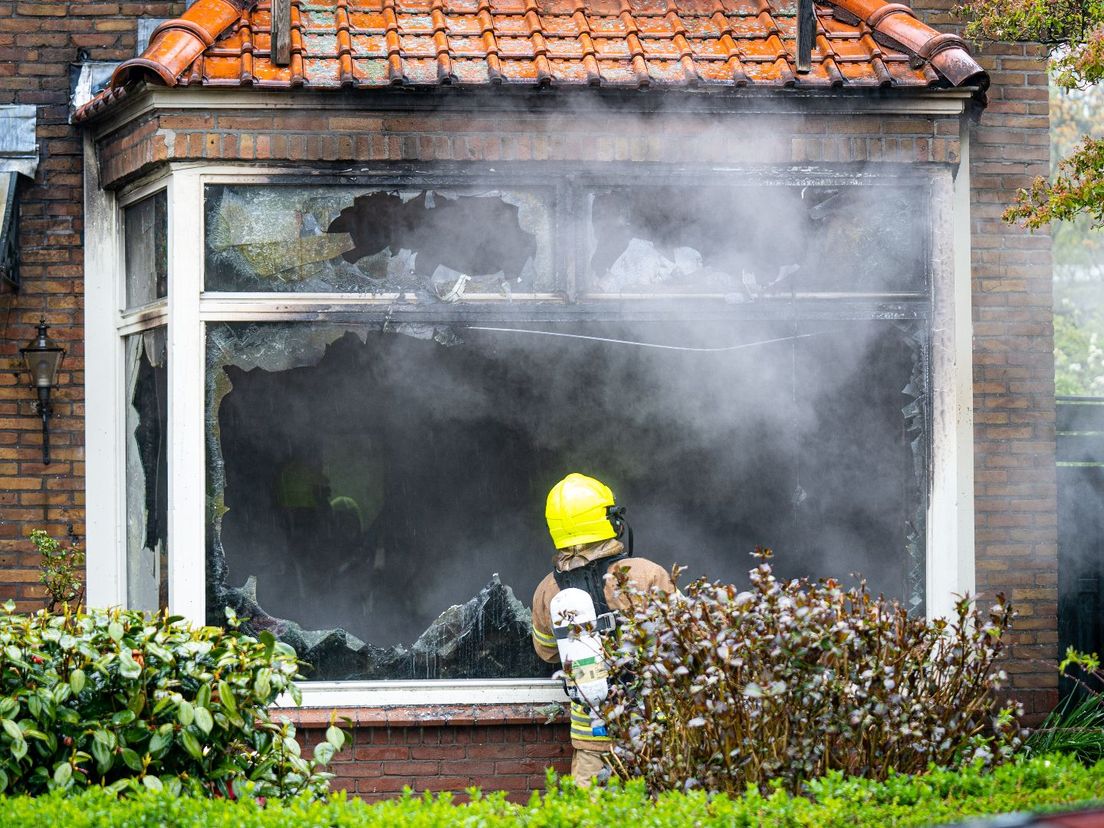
[[204, 185, 554, 296], [205, 317, 929, 680], [126, 327, 168, 612], [585, 185, 927, 297], [124, 191, 168, 308], [901, 325, 931, 616]]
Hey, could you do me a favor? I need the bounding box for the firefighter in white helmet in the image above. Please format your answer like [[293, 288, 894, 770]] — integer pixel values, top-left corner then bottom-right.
[[531, 473, 674, 788]]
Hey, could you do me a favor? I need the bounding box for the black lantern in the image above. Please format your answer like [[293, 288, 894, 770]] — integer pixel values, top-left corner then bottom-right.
[[20, 319, 64, 465]]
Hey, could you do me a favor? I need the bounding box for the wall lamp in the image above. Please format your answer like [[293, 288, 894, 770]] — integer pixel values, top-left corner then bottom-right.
[[20, 319, 64, 465]]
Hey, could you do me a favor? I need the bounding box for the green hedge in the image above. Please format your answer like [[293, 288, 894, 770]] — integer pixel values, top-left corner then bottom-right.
[[0, 755, 1099, 827], [0, 602, 335, 798]]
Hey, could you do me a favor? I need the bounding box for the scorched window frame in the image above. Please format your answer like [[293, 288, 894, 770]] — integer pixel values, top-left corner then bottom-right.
[[84, 156, 971, 707], [197, 164, 935, 683]]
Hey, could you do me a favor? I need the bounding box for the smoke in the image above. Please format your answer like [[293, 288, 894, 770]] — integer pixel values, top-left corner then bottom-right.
[[199, 151, 933, 678], [211, 317, 925, 651]]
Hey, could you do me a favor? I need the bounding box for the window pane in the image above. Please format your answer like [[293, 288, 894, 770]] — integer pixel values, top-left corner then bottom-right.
[[204, 185, 555, 296], [124, 191, 168, 308], [584, 185, 927, 296], [126, 327, 168, 611], [206, 317, 928, 680]]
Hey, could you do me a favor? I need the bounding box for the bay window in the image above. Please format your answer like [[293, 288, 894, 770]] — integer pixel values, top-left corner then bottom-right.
[[88, 161, 966, 703]]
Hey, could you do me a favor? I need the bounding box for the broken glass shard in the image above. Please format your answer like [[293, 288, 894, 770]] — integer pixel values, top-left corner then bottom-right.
[[126, 327, 168, 612], [204, 185, 554, 296]]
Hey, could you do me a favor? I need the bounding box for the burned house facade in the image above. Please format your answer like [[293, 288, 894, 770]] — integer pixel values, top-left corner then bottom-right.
[[0, 0, 1056, 799]]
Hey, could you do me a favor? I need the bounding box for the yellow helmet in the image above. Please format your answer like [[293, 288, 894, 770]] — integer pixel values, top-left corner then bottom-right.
[[545, 473, 618, 550]]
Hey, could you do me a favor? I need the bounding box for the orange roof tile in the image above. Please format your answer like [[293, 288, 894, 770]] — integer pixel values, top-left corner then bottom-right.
[[74, 0, 986, 122]]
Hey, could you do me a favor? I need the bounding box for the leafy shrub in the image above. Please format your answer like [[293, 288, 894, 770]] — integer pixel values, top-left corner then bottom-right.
[[601, 553, 1022, 794], [1026, 649, 1104, 764], [0, 755, 1099, 827], [0, 602, 341, 798], [30, 530, 84, 612]]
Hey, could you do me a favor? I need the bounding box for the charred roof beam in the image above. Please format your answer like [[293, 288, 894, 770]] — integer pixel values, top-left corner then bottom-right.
[[272, 0, 291, 66], [797, 0, 815, 74]]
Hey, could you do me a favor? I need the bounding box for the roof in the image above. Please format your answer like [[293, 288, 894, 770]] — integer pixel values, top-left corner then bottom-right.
[[74, 0, 987, 123]]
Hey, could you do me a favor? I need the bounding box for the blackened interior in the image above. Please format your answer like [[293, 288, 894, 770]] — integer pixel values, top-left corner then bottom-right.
[[213, 320, 925, 678]]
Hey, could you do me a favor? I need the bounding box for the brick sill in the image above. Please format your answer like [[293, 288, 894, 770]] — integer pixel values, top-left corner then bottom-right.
[[276, 703, 568, 728]]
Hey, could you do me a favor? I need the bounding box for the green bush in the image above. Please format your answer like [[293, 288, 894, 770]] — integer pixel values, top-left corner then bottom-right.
[[601, 554, 1021, 794], [0, 755, 1097, 827], [0, 602, 341, 798]]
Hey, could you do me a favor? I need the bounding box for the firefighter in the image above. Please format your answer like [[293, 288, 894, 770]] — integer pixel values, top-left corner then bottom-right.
[[531, 473, 674, 788]]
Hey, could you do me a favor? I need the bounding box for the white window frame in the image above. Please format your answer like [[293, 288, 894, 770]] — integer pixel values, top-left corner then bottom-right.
[[85, 148, 171, 611], [85, 128, 975, 707]]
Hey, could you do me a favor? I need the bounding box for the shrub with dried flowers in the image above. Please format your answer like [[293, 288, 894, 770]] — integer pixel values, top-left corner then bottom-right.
[[601, 550, 1022, 794]]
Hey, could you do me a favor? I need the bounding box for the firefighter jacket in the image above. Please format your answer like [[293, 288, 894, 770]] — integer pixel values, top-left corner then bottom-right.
[[531, 538, 675, 750]]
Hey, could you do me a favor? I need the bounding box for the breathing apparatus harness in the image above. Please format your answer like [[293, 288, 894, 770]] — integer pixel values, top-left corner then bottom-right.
[[551, 506, 633, 634], [549, 506, 634, 737]]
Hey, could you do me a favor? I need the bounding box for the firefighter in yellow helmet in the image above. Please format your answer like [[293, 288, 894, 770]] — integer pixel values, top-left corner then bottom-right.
[[531, 473, 674, 788]]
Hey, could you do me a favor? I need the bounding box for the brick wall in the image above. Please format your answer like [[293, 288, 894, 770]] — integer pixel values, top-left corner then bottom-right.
[[286, 707, 571, 801], [912, 0, 1058, 719], [0, 1, 186, 610]]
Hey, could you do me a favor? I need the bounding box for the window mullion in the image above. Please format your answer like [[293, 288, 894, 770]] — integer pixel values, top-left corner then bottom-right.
[[167, 171, 206, 624], [926, 146, 975, 621]]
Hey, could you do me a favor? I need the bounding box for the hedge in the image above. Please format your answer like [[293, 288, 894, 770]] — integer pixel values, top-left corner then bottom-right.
[[0, 602, 334, 798], [0, 754, 1099, 827]]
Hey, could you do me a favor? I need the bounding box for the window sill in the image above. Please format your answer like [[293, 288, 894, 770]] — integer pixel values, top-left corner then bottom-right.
[[275, 678, 566, 718], [273, 679, 568, 727]]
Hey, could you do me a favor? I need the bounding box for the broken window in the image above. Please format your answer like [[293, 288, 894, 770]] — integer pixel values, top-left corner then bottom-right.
[[205, 315, 928, 681], [585, 185, 927, 297], [124, 191, 168, 308], [204, 185, 554, 297], [126, 327, 168, 611]]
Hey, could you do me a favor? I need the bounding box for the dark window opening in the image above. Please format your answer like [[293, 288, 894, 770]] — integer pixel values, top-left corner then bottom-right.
[[328, 192, 537, 281], [206, 317, 927, 681]]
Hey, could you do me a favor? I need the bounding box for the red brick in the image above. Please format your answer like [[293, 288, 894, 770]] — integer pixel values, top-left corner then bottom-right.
[[353, 746, 409, 761]]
